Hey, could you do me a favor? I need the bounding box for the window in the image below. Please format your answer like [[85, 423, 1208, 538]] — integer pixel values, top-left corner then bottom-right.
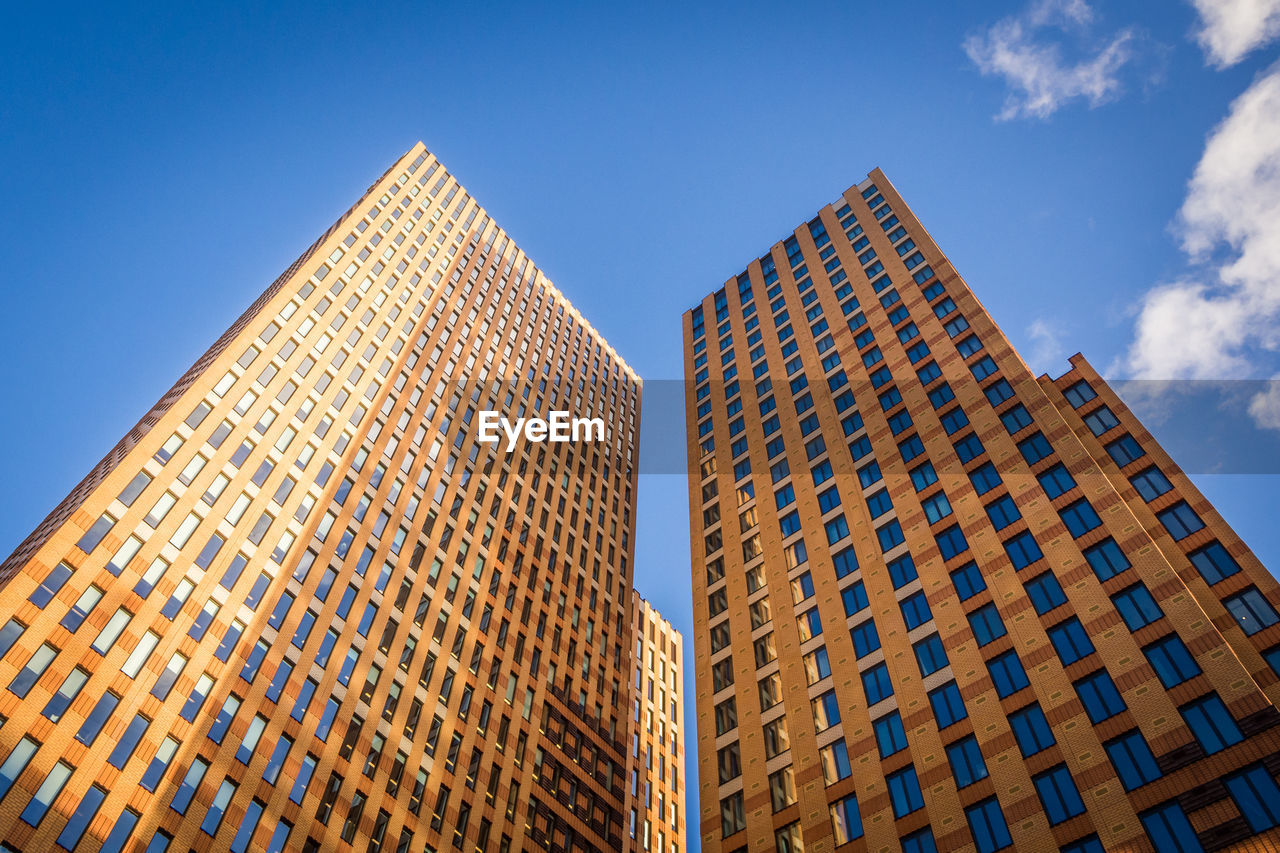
[[952, 562, 986, 600], [1017, 432, 1053, 464], [1025, 572, 1067, 615], [1224, 587, 1280, 635], [720, 793, 745, 837], [20, 760, 73, 827], [900, 591, 931, 629], [829, 792, 863, 845], [171, 758, 209, 814], [842, 581, 869, 615], [987, 650, 1029, 697], [874, 711, 908, 757], [1063, 380, 1096, 407], [1112, 584, 1163, 631], [862, 662, 893, 704], [851, 620, 880, 658], [1105, 434, 1145, 466], [55, 784, 108, 850], [1000, 403, 1033, 434], [103, 712, 150, 771], [1180, 693, 1242, 754], [819, 740, 851, 784], [921, 492, 952, 524], [910, 461, 937, 491], [1143, 635, 1201, 688], [953, 433, 984, 464], [985, 495, 1020, 530], [937, 524, 968, 559], [902, 829, 939, 853], [877, 520, 905, 552], [966, 797, 1012, 853], [10, 643, 58, 698], [201, 778, 237, 836], [1009, 704, 1055, 756], [1130, 466, 1172, 501], [1082, 406, 1120, 436], [1140, 802, 1202, 853], [969, 462, 1002, 495], [1048, 617, 1094, 665], [888, 554, 917, 588], [1105, 730, 1162, 791], [887, 766, 925, 817], [1157, 501, 1204, 540], [812, 690, 841, 731], [1083, 538, 1130, 581], [1003, 530, 1042, 570], [914, 634, 948, 676], [29, 563, 72, 608], [1224, 764, 1280, 833], [1060, 499, 1101, 537], [1075, 669, 1127, 723], [1188, 541, 1240, 584], [928, 681, 967, 728], [1037, 464, 1076, 499], [947, 735, 989, 788], [968, 604, 1005, 646], [41, 666, 89, 722], [1033, 764, 1085, 825], [141, 737, 179, 792]]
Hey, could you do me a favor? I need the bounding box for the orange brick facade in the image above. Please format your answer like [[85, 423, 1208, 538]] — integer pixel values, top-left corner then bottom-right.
[[624, 592, 687, 853], [683, 169, 1280, 853], [0, 143, 645, 853]]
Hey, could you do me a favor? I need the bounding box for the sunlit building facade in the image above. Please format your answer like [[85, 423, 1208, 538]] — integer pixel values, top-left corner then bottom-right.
[[0, 142, 641, 853], [624, 591, 686, 853], [684, 169, 1280, 852]]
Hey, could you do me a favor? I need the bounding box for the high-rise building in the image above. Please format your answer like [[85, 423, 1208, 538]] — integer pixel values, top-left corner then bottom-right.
[[683, 169, 1280, 853], [0, 142, 643, 853], [624, 591, 687, 853]]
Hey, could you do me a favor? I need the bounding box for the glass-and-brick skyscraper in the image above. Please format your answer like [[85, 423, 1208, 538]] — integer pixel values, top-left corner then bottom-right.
[[683, 170, 1280, 852], [0, 143, 652, 853]]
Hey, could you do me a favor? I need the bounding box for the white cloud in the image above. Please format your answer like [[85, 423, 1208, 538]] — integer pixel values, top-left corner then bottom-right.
[[1191, 0, 1280, 68], [1247, 377, 1280, 429], [1026, 318, 1066, 373], [1120, 63, 1280, 427], [965, 0, 1138, 120]]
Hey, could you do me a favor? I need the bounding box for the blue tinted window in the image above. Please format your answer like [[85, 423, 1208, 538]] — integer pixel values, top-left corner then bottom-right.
[[873, 711, 908, 758], [887, 766, 925, 817], [1033, 764, 1085, 825], [987, 650, 1029, 698], [1224, 764, 1280, 833], [1009, 704, 1055, 757], [1129, 466, 1172, 501], [1025, 572, 1067, 615], [1075, 670, 1126, 723], [1060, 499, 1102, 537], [947, 735, 989, 788], [1188, 541, 1240, 584], [1037, 464, 1076, 499], [1004, 531, 1043, 571], [952, 562, 985, 600], [1140, 802, 1202, 853], [1105, 730, 1162, 791], [1143, 635, 1201, 688], [969, 604, 1006, 646], [966, 798, 1012, 853], [1048, 617, 1095, 665], [929, 681, 967, 728], [1180, 693, 1242, 754], [1083, 538, 1130, 580], [1112, 584, 1164, 631], [862, 662, 893, 704]]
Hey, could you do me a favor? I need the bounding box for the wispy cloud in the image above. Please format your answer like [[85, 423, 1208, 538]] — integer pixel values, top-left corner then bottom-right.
[[1191, 0, 1280, 68], [1119, 63, 1280, 427], [964, 0, 1141, 120], [1025, 318, 1066, 373]]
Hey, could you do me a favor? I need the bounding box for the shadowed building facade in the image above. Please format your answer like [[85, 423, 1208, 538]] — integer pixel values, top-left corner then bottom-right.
[[624, 591, 687, 853], [0, 143, 642, 852], [683, 170, 1280, 853]]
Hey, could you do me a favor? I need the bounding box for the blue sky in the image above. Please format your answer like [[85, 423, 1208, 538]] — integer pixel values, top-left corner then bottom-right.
[[4, 0, 1280, 837]]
